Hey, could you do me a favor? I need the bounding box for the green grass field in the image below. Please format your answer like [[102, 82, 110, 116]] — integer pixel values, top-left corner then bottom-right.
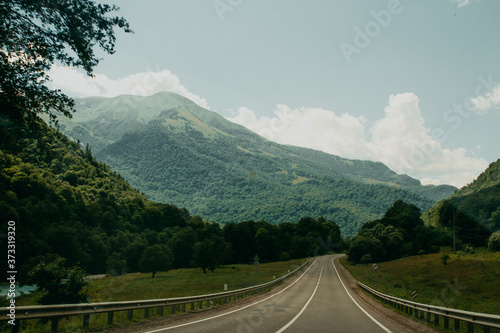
[[340, 249, 500, 315], [17, 259, 305, 306], [4, 259, 306, 333]]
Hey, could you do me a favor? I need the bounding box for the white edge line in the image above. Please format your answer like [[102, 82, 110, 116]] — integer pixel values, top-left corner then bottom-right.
[[275, 265, 323, 333], [331, 258, 393, 333], [143, 258, 319, 333]]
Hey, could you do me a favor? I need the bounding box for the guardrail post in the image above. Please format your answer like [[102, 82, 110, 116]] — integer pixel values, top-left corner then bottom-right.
[[158, 306, 163, 316], [426, 311, 431, 323], [51, 317, 58, 333], [444, 315, 449, 329], [182, 303, 186, 312], [434, 313, 439, 326], [483, 325, 490, 333], [198, 300, 203, 309], [467, 322, 473, 333], [127, 309, 133, 320], [171, 305, 175, 315], [454, 318, 460, 331], [144, 308, 149, 318], [190, 302, 194, 311], [108, 311, 114, 325], [83, 314, 90, 328]]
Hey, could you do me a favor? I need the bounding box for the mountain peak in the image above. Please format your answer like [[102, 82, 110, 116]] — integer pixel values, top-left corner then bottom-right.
[[56, 93, 457, 236]]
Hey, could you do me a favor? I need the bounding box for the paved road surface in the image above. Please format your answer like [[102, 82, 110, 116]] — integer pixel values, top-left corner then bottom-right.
[[138, 254, 420, 333]]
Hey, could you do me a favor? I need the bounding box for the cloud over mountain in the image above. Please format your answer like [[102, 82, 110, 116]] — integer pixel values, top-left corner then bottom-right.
[[48, 65, 210, 110], [48, 66, 487, 188], [228, 93, 488, 187]]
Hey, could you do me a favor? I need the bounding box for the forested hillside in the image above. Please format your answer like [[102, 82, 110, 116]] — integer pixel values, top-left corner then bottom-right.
[[422, 159, 500, 247], [0, 118, 343, 284], [56, 92, 456, 236]]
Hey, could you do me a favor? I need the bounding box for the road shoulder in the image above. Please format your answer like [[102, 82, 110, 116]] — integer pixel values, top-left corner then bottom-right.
[[333, 256, 438, 333]]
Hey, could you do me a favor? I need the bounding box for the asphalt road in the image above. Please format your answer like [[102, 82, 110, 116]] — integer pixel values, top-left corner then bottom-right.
[[138, 254, 419, 333]]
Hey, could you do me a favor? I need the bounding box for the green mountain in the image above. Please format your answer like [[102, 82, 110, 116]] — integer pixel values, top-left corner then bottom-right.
[[57, 92, 456, 236], [422, 159, 500, 246], [0, 118, 343, 280]]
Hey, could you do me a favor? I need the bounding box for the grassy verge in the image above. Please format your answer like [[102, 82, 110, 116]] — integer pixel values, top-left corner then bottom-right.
[[340, 249, 500, 316], [17, 259, 305, 306], [5, 259, 305, 332]]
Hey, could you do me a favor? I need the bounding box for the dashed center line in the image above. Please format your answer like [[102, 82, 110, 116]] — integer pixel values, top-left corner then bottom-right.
[[275, 265, 324, 333]]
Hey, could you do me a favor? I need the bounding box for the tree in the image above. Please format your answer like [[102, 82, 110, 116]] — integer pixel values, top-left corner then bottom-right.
[[124, 239, 148, 272], [167, 227, 197, 269], [383, 200, 423, 232], [347, 236, 386, 264], [192, 235, 230, 273], [107, 253, 127, 276], [0, 0, 132, 128], [24, 255, 88, 305], [138, 244, 174, 278]]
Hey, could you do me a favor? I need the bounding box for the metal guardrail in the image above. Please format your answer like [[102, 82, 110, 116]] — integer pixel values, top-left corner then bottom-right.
[[0, 261, 309, 332], [358, 281, 500, 333]]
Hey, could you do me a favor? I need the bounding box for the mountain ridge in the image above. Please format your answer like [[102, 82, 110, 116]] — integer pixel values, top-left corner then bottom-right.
[[56, 92, 457, 236]]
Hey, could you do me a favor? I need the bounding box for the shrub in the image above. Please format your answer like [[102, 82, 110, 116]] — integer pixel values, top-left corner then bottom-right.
[[488, 231, 500, 251], [360, 253, 373, 264], [441, 253, 450, 265]]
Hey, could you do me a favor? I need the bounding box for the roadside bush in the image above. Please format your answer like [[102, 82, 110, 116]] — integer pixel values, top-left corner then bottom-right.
[[360, 253, 373, 264], [488, 231, 500, 251]]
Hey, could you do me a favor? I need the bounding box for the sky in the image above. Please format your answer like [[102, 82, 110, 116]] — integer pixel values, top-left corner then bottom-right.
[[49, 0, 500, 188]]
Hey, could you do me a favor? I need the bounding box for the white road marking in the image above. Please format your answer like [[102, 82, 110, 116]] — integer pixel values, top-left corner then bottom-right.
[[143, 259, 318, 333], [275, 265, 324, 333], [331, 258, 393, 333]]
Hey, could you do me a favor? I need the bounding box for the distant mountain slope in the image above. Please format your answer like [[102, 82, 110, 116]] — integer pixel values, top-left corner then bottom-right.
[[423, 159, 500, 242], [57, 92, 456, 236]]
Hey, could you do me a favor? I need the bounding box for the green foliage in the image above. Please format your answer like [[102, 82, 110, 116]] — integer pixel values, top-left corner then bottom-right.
[[23, 256, 88, 305], [0, 0, 131, 129], [192, 235, 229, 274], [441, 253, 450, 265], [107, 253, 127, 276], [348, 236, 386, 264], [489, 231, 500, 251], [0, 119, 189, 280], [139, 244, 174, 278], [348, 200, 446, 264]]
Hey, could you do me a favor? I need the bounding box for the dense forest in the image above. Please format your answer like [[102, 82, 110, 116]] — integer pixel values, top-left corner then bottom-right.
[[0, 118, 343, 286]]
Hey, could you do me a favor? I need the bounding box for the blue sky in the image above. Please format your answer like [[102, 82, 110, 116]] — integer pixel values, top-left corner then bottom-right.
[[50, 0, 500, 187]]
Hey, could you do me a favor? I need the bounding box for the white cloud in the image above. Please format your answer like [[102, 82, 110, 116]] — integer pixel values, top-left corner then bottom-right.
[[453, 0, 471, 7], [451, 0, 479, 8], [471, 84, 500, 114], [228, 93, 488, 188], [48, 65, 210, 109], [228, 104, 372, 160]]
